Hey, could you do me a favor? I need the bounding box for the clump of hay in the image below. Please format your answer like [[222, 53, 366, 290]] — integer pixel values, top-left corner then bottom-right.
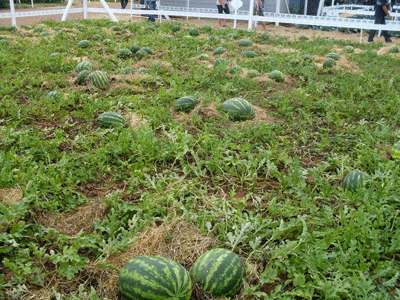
[[125, 111, 148, 130], [0, 186, 23, 205], [35, 200, 108, 236]]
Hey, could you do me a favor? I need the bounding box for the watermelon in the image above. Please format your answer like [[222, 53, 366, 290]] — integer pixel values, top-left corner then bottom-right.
[[269, 70, 284, 82], [47, 91, 61, 101], [198, 54, 210, 60], [325, 52, 340, 60], [323, 58, 336, 68], [33, 25, 45, 33], [214, 58, 228, 67], [93, 34, 103, 41], [135, 49, 148, 59], [390, 141, 400, 160], [222, 98, 255, 121], [137, 68, 149, 73], [189, 248, 245, 297], [172, 25, 180, 32], [343, 45, 354, 53], [77, 40, 92, 48], [96, 111, 126, 128], [118, 48, 133, 59], [188, 28, 199, 36], [243, 50, 257, 58], [0, 39, 9, 46], [201, 25, 212, 33], [141, 47, 153, 54], [50, 52, 60, 58], [129, 44, 141, 53], [76, 61, 93, 72], [342, 170, 371, 192], [389, 47, 399, 54], [227, 33, 238, 40], [238, 39, 252, 47], [209, 35, 217, 41], [301, 54, 313, 62], [54, 26, 62, 31], [299, 35, 309, 40], [77, 70, 91, 85], [119, 255, 192, 300], [39, 32, 50, 37], [174, 96, 199, 112], [214, 47, 226, 55], [260, 32, 270, 41], [229, 65, 243, 74], [112, 25, 122, 31], [123, 67, 135, 74], [89, 71, 109, 89], [103, 39, 112, 45]]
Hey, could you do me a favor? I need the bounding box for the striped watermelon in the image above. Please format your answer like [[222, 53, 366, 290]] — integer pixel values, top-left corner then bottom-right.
[[77, 70, 91, 85], [323, 58, 336, 68], [119, 256, 192, 300], [89, 71, 109, 89], [222, 98, 255, 121], [390, 141, 400, 160], [189, 248, 245, 297], [325, 52, 340, 60], [76, 61, 93, 72], [47, 91, 61, 101], [174, 96, 199, 112], [96, 111, 126, 127], [268, 70, 284, 82], [342, 170, 371, 192], [118, 48, 133, 59], [238, 39, 253, 47], [77, 40, 93, 48]]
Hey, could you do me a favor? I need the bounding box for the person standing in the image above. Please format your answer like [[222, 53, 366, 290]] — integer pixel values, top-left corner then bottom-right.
[[368, 0, 393, 43], [121, 0, 128, 9], [146, 0, 157, 22], [253, 0, 266, 30], [217, 0, 230, 27]]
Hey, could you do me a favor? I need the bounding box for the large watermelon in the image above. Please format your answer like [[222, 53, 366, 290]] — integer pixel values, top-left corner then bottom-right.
[[189, 248, 245, 297], [390, 141, 400, 160], [96, 111, 126, 127], [174, 96, 199, 112], [342, 170, 371, 192], [222, 98, 255, 121], [88, 71, 109, 89], [119, 255, 192, 300]]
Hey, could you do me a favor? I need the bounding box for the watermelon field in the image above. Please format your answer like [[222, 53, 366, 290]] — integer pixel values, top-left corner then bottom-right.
[[1, 17, 400, 299]]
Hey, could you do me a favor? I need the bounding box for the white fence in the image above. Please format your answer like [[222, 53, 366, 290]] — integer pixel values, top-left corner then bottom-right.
[[1, 1, 400, 42]]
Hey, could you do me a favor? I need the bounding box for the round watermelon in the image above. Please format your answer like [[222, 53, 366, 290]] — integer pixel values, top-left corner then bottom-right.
[[269, 70, 284, 82], [323, 58, 336, 69], [77, 40, 92, 48], [88, 71, 109, 90], [189, 248, 245, 297], [76, 61, 93, 73], [390, 141, 400, 160], [222, 98, 255, 121], [96, 111, 126, 128], [342, 170, 371, 192], [238, 39, 253, 47], [174, 96, 199, 112], [119, 256, 192, 300]]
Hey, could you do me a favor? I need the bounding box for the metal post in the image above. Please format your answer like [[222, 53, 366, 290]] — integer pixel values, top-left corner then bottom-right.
[[317, 0, 324, 16], [276, 0, 281, 25], [62, 0, 74, 21], [9, 0, 16, 27], [83, 0, 88, 19], [304, 0, 308, 15], [99, 0, 119, 22], [248, 0, 254, 30]]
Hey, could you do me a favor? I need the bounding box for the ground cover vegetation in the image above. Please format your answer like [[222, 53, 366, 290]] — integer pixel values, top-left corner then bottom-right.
[[0, 18, 399, 299]]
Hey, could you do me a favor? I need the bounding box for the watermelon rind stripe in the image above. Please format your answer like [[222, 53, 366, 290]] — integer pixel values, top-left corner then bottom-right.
[[222, 98, 255, 121], [391, 141, 400, 159]]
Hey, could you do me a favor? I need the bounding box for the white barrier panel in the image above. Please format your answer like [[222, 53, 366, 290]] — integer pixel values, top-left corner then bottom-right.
[[0, 8, 83, 19]]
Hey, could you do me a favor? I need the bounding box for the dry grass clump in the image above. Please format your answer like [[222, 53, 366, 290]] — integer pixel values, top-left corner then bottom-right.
[[35, 200, 108, 236], [0, 186, 23, 205]]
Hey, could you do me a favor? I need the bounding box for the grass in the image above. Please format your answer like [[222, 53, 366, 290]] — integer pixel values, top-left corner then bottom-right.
[[0, 18, 399, 299]]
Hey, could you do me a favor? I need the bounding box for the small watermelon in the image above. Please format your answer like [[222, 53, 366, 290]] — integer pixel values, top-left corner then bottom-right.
[[50, 52, 60, 58], [343, 45, 354, 53], [118, 48, 133, 59], [123, 67, 135, 74], [76, 61, 93, 72], [77, 40, 93, 48], [323, 58, 336, 68], [243, 50, 257, 58], [238, 39, 253, 47], [222, 98, 255, 121], [325, 52, 340, 60], [96, 111, 126, 128], [172, 24, 181, 32], [112, 25, 122, 31], [227, 33, 238, 40], [342, 170, 371, 192], [269, 70, 284, 82], [93, 34, 103, 41], [190, 248, 245, 297], [214, 47, 226, 55], [174, 96, 199, 112], [299, 35, 309, 40], [141, 47, 153, 54], [198, 54, 210, 60], [390, 141, 400, 160], [302, 54, 313, 62], [389, 47, 399, 54], [119, 255, 192, 300], [188, 28, 199, 36], [77, 70, 91, 85], [214, 57, 228, 67], [129, 44, 141, 53], [229, 65, 243, 74], [89, 71, 109, 89], [47, 91, 61, 101], [135, 49, 148, 59]]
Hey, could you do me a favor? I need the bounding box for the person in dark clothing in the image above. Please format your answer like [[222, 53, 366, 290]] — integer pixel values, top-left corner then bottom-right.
[[146, 0, 157, 22], [121, 0, 128, 9], [368, 0, 393, 42]]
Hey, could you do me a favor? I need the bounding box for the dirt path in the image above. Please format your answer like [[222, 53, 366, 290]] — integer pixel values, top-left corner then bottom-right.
[[0, 2, 393, 44]]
